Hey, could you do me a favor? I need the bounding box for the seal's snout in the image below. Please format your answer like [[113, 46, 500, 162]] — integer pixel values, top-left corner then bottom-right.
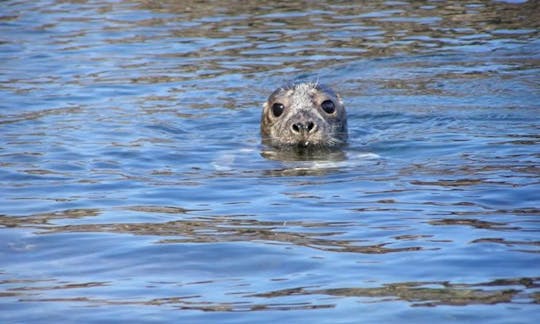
[[291, 121, 316, 134], [290, 110, 319, 138]]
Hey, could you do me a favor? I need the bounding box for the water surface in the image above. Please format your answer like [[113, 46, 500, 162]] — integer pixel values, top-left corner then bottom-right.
[[1, 0, 539, 322]]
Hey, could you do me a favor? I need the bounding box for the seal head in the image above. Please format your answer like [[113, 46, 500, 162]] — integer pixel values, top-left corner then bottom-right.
[[261, 82, 348, 149]]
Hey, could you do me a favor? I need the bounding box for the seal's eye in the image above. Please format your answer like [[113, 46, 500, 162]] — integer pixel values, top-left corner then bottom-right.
[[321, 100, 335, 114], [272, 103, 285, 117]]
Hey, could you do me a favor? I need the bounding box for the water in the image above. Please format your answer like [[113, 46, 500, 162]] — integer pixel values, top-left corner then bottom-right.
[[1, 0, 539, 322]]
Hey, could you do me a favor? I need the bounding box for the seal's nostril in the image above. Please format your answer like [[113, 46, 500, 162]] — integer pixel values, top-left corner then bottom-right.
[[292, 122, 316, 134]]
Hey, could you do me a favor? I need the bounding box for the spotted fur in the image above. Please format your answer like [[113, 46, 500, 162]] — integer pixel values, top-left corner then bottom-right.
[[261, 82, 348, 149]]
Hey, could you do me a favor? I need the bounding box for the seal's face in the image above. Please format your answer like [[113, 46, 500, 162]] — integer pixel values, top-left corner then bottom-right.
[[261, 83, 348, 149]]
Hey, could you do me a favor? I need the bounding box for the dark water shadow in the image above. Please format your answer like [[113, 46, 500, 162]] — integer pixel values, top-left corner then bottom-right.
[[6, 275, 538, 311], [251, 277, 540, 307]]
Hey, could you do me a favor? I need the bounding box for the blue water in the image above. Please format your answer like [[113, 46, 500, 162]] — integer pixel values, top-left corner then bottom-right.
[[1, 0, 539, 323]]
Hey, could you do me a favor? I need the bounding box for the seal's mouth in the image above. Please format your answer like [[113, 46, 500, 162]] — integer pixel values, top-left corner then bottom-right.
[[292, 138, 316, 150], [293, 136, 346, 151], [262, 133, 346, 150], [290, 134, 314, 147], [293, 139, 327, 152]]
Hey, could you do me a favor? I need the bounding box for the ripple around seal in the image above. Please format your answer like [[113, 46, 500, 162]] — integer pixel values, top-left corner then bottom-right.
[[1, 0, 540, 323]]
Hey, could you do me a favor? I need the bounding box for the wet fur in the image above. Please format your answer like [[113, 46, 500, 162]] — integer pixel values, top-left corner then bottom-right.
[[261, 82, 348, 149]]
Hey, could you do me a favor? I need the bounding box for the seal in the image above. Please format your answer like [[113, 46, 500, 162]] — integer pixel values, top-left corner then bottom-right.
[[261, 82, 348, 149]]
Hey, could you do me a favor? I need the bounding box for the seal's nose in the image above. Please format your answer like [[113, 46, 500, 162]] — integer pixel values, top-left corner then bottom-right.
[[291, 121, 315, 134]]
